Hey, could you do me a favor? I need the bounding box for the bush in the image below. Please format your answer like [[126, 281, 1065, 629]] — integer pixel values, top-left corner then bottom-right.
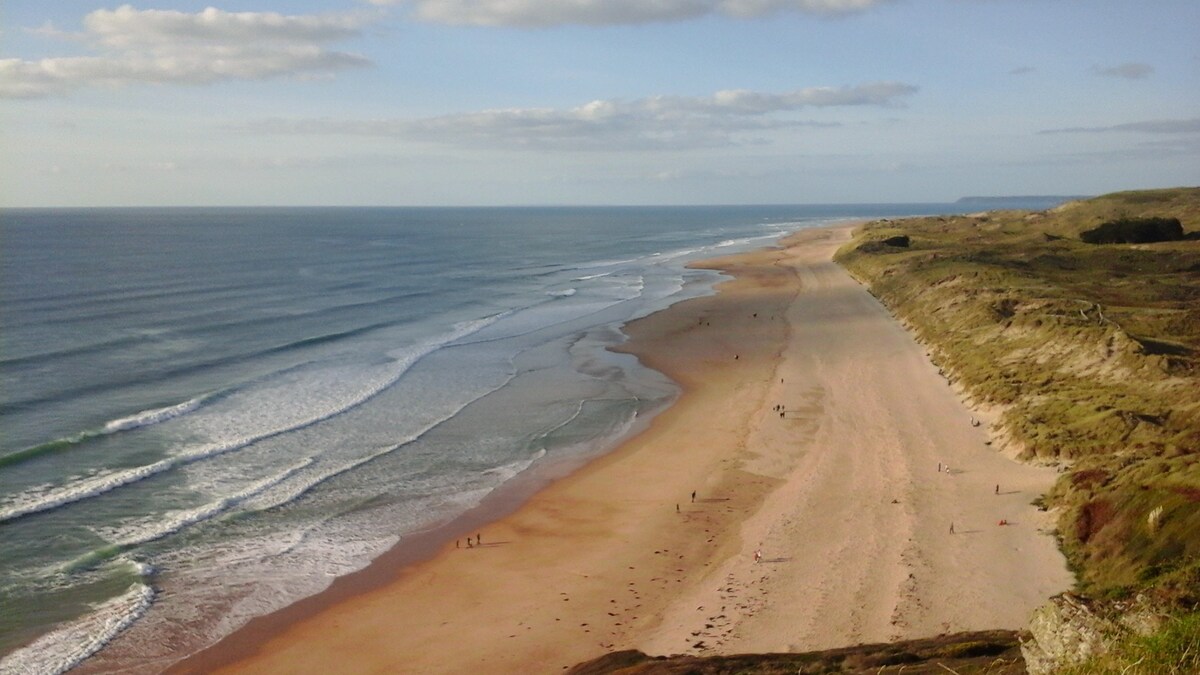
[[1080, 217, 1184, 244]]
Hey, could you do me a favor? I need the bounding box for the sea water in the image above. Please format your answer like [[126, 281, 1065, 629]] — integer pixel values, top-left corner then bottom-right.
[[0, 203, 1026, 673]]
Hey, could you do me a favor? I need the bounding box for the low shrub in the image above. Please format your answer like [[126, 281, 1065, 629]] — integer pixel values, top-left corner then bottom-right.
[[1080, 217, 1184, 244]]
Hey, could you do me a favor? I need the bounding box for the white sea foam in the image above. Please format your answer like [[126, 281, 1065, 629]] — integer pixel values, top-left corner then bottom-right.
[[91, 459, 314, 552], [103, 396, 206, 434], [0, 317, 505, 525], [547, 288, 577, 297], [449, 296, 628, 348], [480, 448, 547, 481], [540, 400, 586, 438], [0, 460, 177, 525], [572, 272, 611, 281], [572, 256, 640, 270], [0, 583, 155, 675], [625, 274, 647, 297], [667, 246, 704, 259], [238, 448, 396, 514]]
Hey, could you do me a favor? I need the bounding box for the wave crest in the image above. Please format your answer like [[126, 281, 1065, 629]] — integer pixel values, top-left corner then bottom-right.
[[103, 397, 206, 434], [0, 583, 155, 675]]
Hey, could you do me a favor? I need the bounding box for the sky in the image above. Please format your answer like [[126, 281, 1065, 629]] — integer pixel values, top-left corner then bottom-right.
[[1, 0, 1198, 206]]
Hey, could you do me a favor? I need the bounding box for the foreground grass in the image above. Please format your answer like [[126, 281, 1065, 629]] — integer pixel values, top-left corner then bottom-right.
[[834, 187, 1200, 600], [1058, 610, 1200, 675]]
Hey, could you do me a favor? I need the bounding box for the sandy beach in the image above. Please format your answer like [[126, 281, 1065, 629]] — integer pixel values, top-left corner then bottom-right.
[[170, 223, 1072, 674]]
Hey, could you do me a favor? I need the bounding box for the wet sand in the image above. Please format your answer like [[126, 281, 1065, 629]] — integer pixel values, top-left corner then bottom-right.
[[170, 224, 1071, 674]]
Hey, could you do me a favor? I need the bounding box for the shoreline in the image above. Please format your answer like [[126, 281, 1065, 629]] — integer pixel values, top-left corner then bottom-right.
[[159, 222, 1071, 674]]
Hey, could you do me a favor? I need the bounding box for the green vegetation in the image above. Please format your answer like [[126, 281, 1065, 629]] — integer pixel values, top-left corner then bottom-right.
[[1057, 610, 1200, 674], [835, 186, 1200, 669]]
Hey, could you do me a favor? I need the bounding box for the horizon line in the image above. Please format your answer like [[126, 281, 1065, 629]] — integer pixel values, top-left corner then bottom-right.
[[0, 196, 1090, 211]]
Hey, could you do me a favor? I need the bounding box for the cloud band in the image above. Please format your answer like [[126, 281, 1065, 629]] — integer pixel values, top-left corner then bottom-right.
[[1, 5, 370, 98], [244, 82, 917, 150], [374, 0, 892, 26]]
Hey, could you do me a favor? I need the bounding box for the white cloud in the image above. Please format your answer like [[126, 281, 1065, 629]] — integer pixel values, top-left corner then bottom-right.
[[1038, 118, 1200, 135], [23, 21, 75, 40], [83, 5, 364, 49], [377, 0, 890, 26], [244, 82, 916, 150], [1091, 62, 1154, 80], [1, 5, 370, 98], [101, 160, 181, 172]]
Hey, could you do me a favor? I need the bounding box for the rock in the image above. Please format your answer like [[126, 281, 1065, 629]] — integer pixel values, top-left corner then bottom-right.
[[1020, 594, 1123, 674], [566, 630, 1025, 674]]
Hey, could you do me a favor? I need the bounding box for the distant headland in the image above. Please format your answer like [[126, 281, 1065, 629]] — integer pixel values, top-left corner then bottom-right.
[[955, 195, 1091, 208]]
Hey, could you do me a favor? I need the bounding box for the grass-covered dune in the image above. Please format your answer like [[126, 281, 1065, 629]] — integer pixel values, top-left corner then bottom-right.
[[834, 187, 1200, 602]]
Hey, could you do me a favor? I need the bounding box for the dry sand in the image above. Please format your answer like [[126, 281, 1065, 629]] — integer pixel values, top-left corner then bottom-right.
[[172, 224, 1072, 674]]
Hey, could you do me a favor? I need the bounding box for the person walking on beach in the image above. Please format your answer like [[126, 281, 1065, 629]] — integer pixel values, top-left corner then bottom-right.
[[949, 522, 955, 535], [754, 549, 762, 564], [995, 484, 1000, 495], [691, 491, 696, 503], [476, 533, 481, 546]]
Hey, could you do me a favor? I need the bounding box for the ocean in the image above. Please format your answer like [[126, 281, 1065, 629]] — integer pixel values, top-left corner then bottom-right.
[[0, 203, 1041, 673]]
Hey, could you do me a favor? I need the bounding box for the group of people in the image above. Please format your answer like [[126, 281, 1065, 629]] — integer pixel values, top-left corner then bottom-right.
[[943, 461, 1008, 534], [456, 533, 483, 549]]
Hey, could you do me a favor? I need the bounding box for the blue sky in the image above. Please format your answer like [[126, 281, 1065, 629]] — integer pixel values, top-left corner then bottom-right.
[[2, 0, 1197, 206]]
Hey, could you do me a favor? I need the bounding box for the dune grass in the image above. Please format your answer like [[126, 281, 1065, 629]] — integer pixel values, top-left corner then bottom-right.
[[1057, 610, 1200, 675]]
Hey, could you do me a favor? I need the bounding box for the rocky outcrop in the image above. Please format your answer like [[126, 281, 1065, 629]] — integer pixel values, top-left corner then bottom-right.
[[1020, 593, 1167, 675], [568, 595, 1176, 674], [567, 630, 1025, 674]]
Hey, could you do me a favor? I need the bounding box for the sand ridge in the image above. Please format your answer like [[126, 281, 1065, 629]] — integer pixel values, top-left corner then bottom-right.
[[171, 224, 1072, 675]]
